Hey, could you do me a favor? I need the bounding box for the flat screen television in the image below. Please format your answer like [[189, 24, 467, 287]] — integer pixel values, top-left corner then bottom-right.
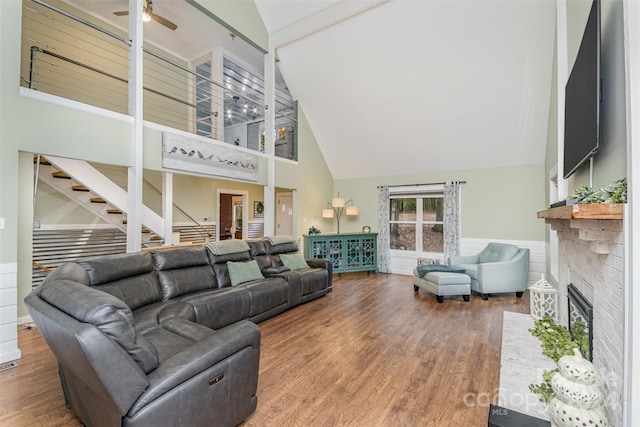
[[563, 0, 601, 179]]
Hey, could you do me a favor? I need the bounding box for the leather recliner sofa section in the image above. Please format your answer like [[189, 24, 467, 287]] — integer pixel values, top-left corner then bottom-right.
[[24, 236, 331, 427]]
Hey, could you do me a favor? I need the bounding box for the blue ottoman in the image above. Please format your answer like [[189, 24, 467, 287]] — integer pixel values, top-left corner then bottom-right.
[[413, 269, 471, 303]]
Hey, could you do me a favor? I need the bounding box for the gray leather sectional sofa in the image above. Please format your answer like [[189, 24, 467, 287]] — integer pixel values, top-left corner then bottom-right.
[[24, 236, 332, 427]]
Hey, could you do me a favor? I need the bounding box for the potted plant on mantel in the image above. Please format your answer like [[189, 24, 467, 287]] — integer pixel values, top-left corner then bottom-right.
[[538, 178, 627, 220], [569, 178, 627, 205]]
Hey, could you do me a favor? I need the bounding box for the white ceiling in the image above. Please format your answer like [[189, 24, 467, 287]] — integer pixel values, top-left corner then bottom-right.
[[256, 0, 557, 180], [65, 0, 557, 181], [65, 0, 264, 68]]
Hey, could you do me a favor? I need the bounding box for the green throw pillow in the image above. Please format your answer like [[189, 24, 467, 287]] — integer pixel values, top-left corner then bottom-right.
[[280, 252, 309, 271], [227, 260, 264, 286]]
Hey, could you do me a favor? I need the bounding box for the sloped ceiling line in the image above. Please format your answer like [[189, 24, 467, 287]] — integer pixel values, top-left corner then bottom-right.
[[268, 0, 388, 50]]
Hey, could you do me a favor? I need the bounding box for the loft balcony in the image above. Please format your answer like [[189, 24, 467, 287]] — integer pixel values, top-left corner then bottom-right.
[[20, 0, 297, 161]]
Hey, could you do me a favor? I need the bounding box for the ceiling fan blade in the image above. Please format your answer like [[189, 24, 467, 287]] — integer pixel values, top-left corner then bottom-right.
[[113, 10, 129, 16], [150, 13, 177, 31]]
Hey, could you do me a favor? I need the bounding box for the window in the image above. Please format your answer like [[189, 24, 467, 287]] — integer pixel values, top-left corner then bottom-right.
[[389, 191, 444, 253]]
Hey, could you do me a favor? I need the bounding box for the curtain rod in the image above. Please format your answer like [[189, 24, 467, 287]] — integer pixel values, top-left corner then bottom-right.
[[378, 181, 467, 188]]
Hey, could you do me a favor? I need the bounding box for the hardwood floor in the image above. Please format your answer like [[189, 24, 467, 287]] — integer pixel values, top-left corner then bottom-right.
[[0, 273, 530, 427]]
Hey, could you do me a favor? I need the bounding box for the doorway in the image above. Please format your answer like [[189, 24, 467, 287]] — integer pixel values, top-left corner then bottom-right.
[[217, 189, 247, 240], [276, 192, 293, 236]]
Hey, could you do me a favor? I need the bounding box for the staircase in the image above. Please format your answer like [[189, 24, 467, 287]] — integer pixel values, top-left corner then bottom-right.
[[36, 155, 165, 241]]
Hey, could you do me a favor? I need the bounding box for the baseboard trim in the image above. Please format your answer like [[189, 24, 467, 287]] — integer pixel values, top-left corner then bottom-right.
[[0, 348, 22, 364], [18, 315, 33, 326]]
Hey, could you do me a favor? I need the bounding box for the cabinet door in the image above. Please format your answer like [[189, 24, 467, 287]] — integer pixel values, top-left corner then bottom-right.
[[309, 239, 327, 259], [327, 238, 344, 270], [360, 235, 377, 268], [309, 237, 343, 271], [345, 237, 362, 270]]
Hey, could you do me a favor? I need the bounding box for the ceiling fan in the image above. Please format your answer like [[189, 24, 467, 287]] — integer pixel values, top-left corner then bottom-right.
[[113, 0, 178, 31]]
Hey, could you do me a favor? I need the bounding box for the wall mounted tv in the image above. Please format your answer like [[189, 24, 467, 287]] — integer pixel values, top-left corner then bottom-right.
[[563, 0, 601, 179]]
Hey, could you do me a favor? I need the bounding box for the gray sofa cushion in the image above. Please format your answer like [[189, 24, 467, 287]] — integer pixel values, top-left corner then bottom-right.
[[205, 244, 253, 288], [77, 252, 163, 310], [132, 301, 197, 334], [152, 247, 217, 300], [38, 279, 159, 373], [264, 239, 299, 258], [248, 240, 272, 271]]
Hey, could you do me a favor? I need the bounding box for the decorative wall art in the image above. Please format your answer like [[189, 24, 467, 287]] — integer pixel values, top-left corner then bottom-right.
[[162, 133, 259, 181], [254, 201, 264, 218]]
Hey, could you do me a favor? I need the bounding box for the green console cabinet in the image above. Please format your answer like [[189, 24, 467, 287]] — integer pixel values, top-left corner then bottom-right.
[[303, 232, 378, 273]]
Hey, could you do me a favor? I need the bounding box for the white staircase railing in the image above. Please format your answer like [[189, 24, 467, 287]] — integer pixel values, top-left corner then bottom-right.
[[39, 156, 165, 238]]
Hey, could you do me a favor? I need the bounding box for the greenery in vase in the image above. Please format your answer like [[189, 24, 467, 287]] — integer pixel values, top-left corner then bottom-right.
[[528, 316, 580, 403]]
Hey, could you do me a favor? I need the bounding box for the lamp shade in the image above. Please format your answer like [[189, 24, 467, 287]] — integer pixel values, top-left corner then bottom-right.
[[331, 197, 346, 208], [346, 206, 359, 216], [322, 208, 334, 218]]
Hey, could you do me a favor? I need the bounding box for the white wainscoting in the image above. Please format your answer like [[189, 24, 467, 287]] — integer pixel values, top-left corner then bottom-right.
[[0, 263, 21, 363], [390, 237, 545, 286]]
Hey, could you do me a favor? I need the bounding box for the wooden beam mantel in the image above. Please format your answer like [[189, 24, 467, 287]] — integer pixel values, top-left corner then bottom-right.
[[537, 203, 625, 254], [537, 203, 624, 220]]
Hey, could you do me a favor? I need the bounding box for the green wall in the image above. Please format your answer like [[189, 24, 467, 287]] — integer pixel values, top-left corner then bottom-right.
[[335, 164, 546, 242], [275, 106, 334, 237]]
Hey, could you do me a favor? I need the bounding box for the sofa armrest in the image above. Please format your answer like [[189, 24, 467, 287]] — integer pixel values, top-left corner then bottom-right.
[[306, 258, 333, 286], [448, 255, 480, 266], [128, 320, 260, 415], [306, 258, 331, 270], [262, 266, 291, 275]]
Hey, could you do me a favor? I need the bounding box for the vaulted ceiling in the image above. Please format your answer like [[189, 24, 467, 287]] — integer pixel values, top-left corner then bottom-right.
[[256, 0, 557, 180], [65, 0, 557, 181]]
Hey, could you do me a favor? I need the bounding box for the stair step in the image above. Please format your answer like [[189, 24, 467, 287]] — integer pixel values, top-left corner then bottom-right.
[[52, 171, 71, 179], [122, 219, 127, 224], [72, 185, 90, 192], [90, 197, 106, 204], [34, 156, 51, 166], [142, 228, 151, 233], [107, 209, 123, 215]]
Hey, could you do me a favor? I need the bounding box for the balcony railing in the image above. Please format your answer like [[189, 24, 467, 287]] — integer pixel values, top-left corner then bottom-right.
[[21, 0, 297, 160]]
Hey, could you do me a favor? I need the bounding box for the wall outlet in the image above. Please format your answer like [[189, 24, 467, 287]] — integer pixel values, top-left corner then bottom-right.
[[0, 217, 4, 230]]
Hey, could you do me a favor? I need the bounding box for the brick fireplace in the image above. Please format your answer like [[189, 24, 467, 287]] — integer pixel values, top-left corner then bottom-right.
[[540, 204, 625, 426]]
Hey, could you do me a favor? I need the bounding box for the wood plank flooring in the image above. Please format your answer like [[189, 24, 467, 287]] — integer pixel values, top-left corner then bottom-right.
[[0, 272, 529, 427]]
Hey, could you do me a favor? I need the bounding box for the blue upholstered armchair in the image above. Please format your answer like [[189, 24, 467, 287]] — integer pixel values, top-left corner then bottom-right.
[[448, 242, 530, 300]]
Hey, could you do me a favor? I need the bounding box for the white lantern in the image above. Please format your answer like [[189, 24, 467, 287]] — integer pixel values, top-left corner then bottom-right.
[[529, 274, 558, 321]]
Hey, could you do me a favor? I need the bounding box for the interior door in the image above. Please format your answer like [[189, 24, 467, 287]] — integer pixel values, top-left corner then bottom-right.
[[276, 192, 293, 236], [218, 191, 246, 240]]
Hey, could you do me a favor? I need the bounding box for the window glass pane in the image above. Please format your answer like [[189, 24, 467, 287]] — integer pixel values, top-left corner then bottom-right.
[[389, 198, 416, 221], [422, 224, 444, 252], [422, 197, 443, 222], [390, 223, 416, 251]]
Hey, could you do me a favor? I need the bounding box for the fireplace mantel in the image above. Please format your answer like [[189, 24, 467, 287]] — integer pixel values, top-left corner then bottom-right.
[[537, 203, 625, 426], [537, 203, 625, 254], [537, 203, 624, 220]]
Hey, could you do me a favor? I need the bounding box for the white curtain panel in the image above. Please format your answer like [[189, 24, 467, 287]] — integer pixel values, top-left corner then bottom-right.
[[377, 185, 391, 273], [443, 180, 461, 259]]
